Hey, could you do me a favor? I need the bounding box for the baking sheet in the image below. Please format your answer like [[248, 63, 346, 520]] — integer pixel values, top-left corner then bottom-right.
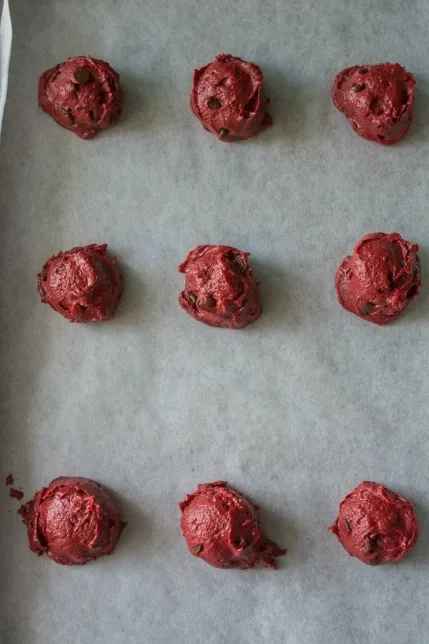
[[1, 1, 429, 643], [0, 0, 11, 136]]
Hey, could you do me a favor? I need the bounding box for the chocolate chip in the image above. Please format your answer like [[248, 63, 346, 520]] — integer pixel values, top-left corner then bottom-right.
[[407, 285, 418, 299], [233, 539, 246, 549], [41, 270, 48, 282], [206, 296, 216, 308], [60, 107, 75, 124], [360, 68, 368, 74], [401, 89, 408, 105], [352, 84, 366, 92], [219, 128, 229, 138], [187, 292, 197, 305], [362, 537, 378, 554], [234, 256, 247, 273], [370, 98, 383, 115], [191, 544, 203, 556], [207, 98, 222, 109], [344, 518, 352, 534], [39, 287, 46, 297], [89, 110, 95, 121], [218, 77, 228, 86], [360, 301, 375, 315], [74, 67, 93, 84]]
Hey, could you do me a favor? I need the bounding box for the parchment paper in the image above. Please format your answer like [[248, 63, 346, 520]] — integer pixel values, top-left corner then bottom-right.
[[1, 1, 429, 643]]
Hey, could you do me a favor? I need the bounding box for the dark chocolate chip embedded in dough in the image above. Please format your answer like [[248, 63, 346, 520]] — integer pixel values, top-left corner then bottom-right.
[[60, 107, 75, 124], [190, 544, 203, 555], [207, 98, 222, 109], [362, 537, 378, 554], [107, 76, 116, 92], [219, 128, 229, 138], [39, 287, 46, 297], [360, 301, 375, 315], [407, 285, 418, 299], [234, 256, 247, 273], [370, 98, 383, 115], [206, 296, 216, 308], [74, 67, 93, 85], [187, 292, 197, 305], [344, 518, 352, 534], [352, 84, 366, 93]]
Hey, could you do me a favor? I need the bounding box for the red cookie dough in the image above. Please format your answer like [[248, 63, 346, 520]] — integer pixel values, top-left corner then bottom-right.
[[37, 243, 123, 323], [330, 481, 418, 565], [39, 56, 122, 139], [190, 53, 272, 142], [19, 477, 126, 565], [178, 245, 261, 329], [335, 233, 420, 325], [179, 481, 286, 569], [332, 62, 415, 144]]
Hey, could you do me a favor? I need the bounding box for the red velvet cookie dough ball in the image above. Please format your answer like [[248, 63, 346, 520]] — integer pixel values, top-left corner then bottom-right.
[[190, 53, 272, 141], [178, 245, 262, 329], [332, 62, 415, 144], [335, 233, 420, 325], [19, 477, 126, 565], [180, 481, 286, 569], [39, 56, 122, 139], [37, 243, 123, 323], [330, 481, 418, 565]]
